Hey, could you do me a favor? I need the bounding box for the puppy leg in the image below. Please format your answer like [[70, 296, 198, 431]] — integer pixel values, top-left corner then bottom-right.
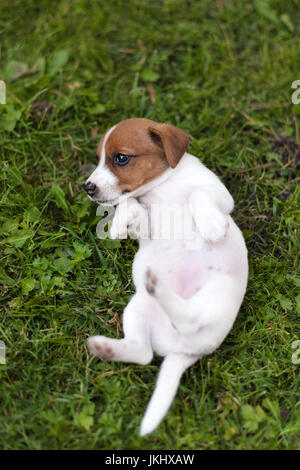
[[110, 197, 149, 240], [88, 294, 153, 365], [188, 189, 230, 243], [145, 269, 244, 337]]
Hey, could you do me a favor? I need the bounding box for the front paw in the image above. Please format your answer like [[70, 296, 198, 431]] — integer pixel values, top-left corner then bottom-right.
[[110, 203, 149, 240], [109, 220, 128, 239], [109, 216, 138, 240], [199, 212, 229, 243]]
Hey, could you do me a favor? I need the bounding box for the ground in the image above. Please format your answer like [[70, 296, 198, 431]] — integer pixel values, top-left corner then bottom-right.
[[0, 0, 299, 450]]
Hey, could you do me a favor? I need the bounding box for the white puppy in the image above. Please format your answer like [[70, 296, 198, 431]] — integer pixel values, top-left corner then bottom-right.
[[84, 118, 248, 436]]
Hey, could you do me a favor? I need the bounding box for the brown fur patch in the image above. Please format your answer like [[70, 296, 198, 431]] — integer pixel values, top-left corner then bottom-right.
[[96, 118, 190, 193]]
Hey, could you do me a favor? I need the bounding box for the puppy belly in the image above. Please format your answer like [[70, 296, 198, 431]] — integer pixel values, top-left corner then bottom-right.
[[170, 248, 234, 298], [133, 243, 241, 300], [133, 220, 247, 299]]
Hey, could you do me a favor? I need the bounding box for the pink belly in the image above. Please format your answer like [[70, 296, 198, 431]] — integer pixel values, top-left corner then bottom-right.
[[168, 247, 238, 299]]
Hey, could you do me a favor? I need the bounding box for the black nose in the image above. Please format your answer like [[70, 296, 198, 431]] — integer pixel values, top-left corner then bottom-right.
[[84, 181, 97, 196]]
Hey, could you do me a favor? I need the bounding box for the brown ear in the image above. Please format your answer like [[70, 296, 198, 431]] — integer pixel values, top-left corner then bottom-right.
[[148, 123, 190, 168]]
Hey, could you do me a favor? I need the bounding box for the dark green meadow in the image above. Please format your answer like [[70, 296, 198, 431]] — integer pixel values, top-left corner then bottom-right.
[[0, 0, 299, 449]]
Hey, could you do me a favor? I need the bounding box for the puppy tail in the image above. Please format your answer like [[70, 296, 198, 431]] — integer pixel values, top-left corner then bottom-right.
[[139, 352, 197, 436]]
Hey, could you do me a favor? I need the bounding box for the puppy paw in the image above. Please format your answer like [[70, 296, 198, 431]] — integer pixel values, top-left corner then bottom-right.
[[109, 203, 147, 240], [87, 336, 114, 360], [199, 213, 229, 243], [144, 268, 157, 295], [110, 220, 141, 240], [109, 222, 128, 240]]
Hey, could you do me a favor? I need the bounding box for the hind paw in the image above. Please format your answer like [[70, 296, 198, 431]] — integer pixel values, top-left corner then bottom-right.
[[87, 336, 114, 360], [145, 268, 158, 295]]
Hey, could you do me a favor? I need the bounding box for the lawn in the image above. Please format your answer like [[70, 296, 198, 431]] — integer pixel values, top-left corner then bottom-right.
[[0, 0, 299, 450]]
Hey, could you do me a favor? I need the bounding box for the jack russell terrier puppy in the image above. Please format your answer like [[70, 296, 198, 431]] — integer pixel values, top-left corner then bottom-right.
[[84, 118, 248, 436]]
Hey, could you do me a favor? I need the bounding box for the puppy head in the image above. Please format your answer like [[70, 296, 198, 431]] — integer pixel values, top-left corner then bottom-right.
[[84, 118, 190, 205]]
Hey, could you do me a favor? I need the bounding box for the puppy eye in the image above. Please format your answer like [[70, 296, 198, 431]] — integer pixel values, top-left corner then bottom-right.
[[113, 153, 131, 166]]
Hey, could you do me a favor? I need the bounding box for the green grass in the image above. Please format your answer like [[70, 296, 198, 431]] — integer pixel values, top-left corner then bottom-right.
[[0, 0, 299, 450]]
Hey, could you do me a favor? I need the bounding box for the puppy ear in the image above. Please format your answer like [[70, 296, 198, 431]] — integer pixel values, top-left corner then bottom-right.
[[148, 124, 190, 168]]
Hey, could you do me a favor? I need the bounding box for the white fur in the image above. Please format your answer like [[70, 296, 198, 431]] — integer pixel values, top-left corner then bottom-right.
[[99, 124, 117, 167], [87, 152, 248, 436], [88, 125, 120, 203]]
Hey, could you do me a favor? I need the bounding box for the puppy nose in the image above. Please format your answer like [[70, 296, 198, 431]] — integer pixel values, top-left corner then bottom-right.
[[84, 181, 97, 196]]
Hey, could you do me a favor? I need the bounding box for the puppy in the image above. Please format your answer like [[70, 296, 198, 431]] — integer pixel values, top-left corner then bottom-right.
[[84, 118, 248, 436]]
